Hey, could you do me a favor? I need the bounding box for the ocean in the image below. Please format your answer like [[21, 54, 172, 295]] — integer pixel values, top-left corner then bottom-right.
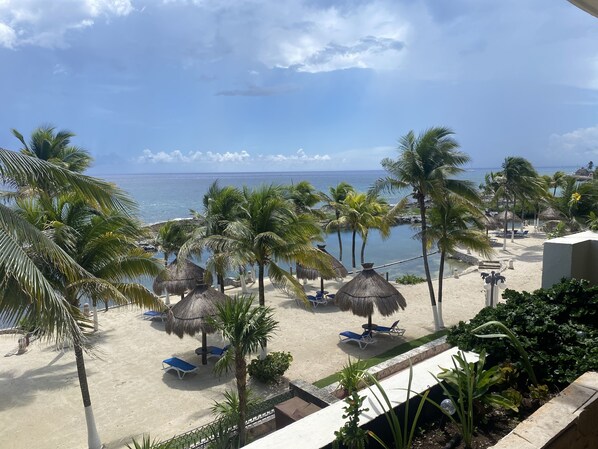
[[102, 166, 573, 280]]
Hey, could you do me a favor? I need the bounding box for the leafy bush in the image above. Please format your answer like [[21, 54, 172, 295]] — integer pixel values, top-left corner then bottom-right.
[[395, 274, 426, 285], [248, 351, 293, 383], [447, 279, 598, 386]]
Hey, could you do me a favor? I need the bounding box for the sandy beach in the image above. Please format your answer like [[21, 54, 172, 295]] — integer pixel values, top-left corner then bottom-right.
[[0, 232, 546, 449]]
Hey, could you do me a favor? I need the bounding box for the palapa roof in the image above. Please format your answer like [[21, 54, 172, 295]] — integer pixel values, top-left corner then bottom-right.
[[495, 210, 521, 222], [335, 263, 406, 318], [539, 206, 563, 221], [152, 259, 205, 295], [165, 284, 228, 338], [296, 245, 349, 280]]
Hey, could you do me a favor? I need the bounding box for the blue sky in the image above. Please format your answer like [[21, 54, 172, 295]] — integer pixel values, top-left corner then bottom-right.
[[1, 0, 597, 174]]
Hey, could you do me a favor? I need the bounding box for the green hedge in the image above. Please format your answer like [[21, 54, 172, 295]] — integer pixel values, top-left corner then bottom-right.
[[447, 278, 598, 386]]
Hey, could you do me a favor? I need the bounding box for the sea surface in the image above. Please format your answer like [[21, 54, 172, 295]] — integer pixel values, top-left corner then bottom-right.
[[102, 166, 573, 280]]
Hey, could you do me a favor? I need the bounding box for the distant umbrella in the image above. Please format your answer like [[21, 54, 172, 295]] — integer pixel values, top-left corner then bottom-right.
[[296, 244, 349, 292], [153, 259, 205, 303], [482, 214, 500, 235], [335, 263, 407, 333], [539, 207, 563, 221], [495, 211, 521, 222], [165, 283, 229, 365]]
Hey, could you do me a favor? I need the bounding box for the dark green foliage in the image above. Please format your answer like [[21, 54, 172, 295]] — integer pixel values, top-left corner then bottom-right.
[[447, 279, 598, 386], [248, 351, 293, 383], [334, 392, 369, 449], [395, 274, 426, 285]]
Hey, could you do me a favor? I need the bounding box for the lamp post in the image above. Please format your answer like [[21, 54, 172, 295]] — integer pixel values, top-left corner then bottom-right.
[[481, 271, 506, 307]]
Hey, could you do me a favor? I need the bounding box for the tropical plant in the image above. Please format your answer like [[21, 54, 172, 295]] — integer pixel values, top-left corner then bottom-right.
[[373, 127, 477, 331], [447, 278, 598, 386], [423, 198, 493, 327], [211, 389, 260, 424], [126, 434, 173, 449], [208, 295, 278, 446], [17, 193, 163, 449], [155, 220, 190, 267], [586, 211, 598, 231], [334, 358, 369, 449], [395, 274, 426, 285], [322, 182, 355, 261], [248, 351, 293, 383], [203, 184, 333, 306], [12, 125, 93, 173], [283, 180, 323, 215], [433, 351, 518, 449], [549, 171, 567, 196]]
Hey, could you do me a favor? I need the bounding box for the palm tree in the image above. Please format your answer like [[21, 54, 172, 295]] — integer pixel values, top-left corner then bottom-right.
[[283, 180, 323, 215], [373, 127, 476, 331], [321, 182, 354, 261], [0, 147, 136, 346], [549, 171, 567, 196], [209, 295, 278, 446], [495, 157, 543, 249], [12, 125, 93, 173], [17, 193, 162, 449], [424, 199, 493, 327], [205, 185, 333, 307], [155, 221, 190, 267]]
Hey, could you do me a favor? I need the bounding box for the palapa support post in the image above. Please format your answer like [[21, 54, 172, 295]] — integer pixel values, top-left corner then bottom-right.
[[201, 332, 208, 365]]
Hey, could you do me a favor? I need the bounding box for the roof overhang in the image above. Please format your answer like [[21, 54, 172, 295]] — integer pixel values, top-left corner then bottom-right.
[[569, 0, 598, 18]]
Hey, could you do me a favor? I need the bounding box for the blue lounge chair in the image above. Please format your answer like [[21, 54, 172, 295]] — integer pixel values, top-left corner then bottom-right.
[[162, 357, 198, 379], [307, 295, 328, 307], [143, 310, 166, 321], [338, 331, 377, 349], [374, 320, 406, 337], [195, 345, 230, 360]]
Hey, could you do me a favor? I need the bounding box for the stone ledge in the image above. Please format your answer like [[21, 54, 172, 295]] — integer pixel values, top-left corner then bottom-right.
[[490, 371, 598, 449]]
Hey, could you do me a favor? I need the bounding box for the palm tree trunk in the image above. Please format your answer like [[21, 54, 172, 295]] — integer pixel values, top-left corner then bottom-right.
[[336, 211, 343, 261], [218, 273, 225, 293], [74, 343, 102, 449], [437, 250, 446, 328], [351, 229, 357, 268], [235, 350, 248, 447], [360, 233, 367, 265], [418, 196, 440, 331], [258, 263, 265, 307], [511, 198, 517, 243], [503, 198, 509, 251]]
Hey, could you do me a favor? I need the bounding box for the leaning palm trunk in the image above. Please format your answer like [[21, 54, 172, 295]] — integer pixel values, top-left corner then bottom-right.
[[437, 250, 446, 328], [418, 196, 440, 331], [336, 211, 343, 261], [360, 233, 368, 265], [235, 350, 248, 446], [74, 343, 102, 449], [511, 198, 517, 243], [258, 263, 265, 307], [503, 198, 509, 251], [351, 229, 357, 268]]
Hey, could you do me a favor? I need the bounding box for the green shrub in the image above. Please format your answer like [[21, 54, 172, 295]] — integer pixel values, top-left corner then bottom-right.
[[447, 278, 598, 386], [395, 274, 425, 285], [248, 351, 293, 383]]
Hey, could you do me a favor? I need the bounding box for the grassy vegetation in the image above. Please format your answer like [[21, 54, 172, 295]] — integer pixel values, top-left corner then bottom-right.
[[313, 330, 449, 388]]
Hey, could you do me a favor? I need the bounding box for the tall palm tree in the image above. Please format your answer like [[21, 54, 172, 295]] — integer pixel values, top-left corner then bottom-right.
[[424, 199, 493, 327], [321, 182, 354, 261], [373, 127, 476, 331], [205, 185, 333, 307], [17, 193, 162, 449], [283, 180, 323, 215], [549, 171, 567, 196], [209, 295, 278, 447], [0, 148, 136, 346], [12, 125, 93, 173], [155, 221, 190, 267]]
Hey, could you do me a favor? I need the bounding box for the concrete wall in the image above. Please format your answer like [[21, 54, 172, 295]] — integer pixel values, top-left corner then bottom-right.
[[490, 371, 598, 449], [541, 231, 598, 289]]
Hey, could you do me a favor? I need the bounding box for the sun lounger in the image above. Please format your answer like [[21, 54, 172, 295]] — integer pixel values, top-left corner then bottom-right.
[[338, 331, 377, 349], [307, 295, 328, 307], [162, 357, 198, 379], [143, 310, 166, 321], [195, 345, 230, 360], [374, 320, 406, 337]]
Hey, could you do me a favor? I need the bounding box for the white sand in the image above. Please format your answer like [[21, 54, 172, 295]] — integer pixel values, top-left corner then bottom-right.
[[0, 232, 546, 449]]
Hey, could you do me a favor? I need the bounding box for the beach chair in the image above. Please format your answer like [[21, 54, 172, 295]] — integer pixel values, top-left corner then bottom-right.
[[338, 331, 377, 349], [195, 345, 230, 360], [162, 357, 198, 379], [374, 320, 406, 337], [307, 295, 328, 307], [143, 310, 166, 321]]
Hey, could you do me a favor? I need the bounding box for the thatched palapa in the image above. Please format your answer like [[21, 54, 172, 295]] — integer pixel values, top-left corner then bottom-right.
[[336, 263, 406, 331], [495, 210, 521, 222], [296, 244, 349, 292], [539, 207, 563, 221], [165, 283, 229, 364], [152, 259, 205, 301]]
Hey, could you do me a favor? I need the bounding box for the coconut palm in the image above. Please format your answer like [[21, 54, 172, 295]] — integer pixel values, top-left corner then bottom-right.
[[424, 198, 493, 327], [549, 171, 567, 197], [17, 193, 162, 449], [155, 221, 190, 267], [209, 295, 278, 446], [0, 148, 136, 345], [283, 180, 323, 215], [373, 127, 477, 331], [321, 182, 355, 261], [204, 185, 333, 307], [12, 125, 93, 173]]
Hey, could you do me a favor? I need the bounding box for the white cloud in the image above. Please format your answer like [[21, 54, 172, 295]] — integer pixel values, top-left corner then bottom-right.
[[0, 0, 133, 48], [548, 125, 598, 163], [137, 148, 331, 165]]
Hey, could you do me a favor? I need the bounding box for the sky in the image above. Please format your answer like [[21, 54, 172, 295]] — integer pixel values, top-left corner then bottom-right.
[[1, 0, 598, 175]]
